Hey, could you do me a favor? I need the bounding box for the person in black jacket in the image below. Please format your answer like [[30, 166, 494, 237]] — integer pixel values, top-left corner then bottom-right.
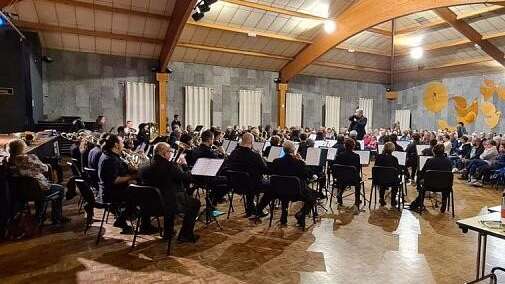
[[140, 142, 200, 242], [408, 144, 453, 213], [223, 133, 269, 216], [348, 109, 367, 140], [297, 133, 310, 160], [332, 134, 346, 155], [263, 135, 281, 158], [421, 139, 438, 156], [389, 134, 404, 152], [374, 142, 401, 207], [333, 138, 362, 214], [255, 141, 317, 227], [405, 133, 421, 184]]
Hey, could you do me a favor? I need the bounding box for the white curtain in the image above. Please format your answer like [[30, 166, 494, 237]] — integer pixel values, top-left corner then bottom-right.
[[185, 86, 212, 128], [286, 93, 302, 128], [239, 89, 262, 128], [395, 109, 411, 130], [125, 82, 156, 128], [358, 98, 373, 131], [325, 96, 341, 129]]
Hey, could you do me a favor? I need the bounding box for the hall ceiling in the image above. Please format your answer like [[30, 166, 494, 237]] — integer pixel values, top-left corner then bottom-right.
[[4, 0, 505, 84]]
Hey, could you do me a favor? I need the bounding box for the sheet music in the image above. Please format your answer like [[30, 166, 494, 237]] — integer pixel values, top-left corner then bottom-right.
[[305, 147, 321, 166], [226, 140, 238, 154], [326, 148, 338, 160], [222, 140, 231, 152], [357, 140, 365, 150], [354, 150, 371, 165], [293, 142, 300, 154], [393, 151, 407, 166], [326, 140, 337, 147], [253, 141, 265, 153], [267, 146, 283, 162], [398, 141, 411, 150], [314, 140, 326, 148], [378, 144, 384, 154], [263, 141, 271, 151], [191, 158, 224, 176], [416, 144, 430, 154], [419, 156, 430, 170], [309, 134, 316, 140]]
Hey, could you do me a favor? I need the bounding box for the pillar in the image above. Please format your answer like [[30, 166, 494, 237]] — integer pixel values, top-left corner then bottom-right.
[[277, 82, 288, 128], [156, 72, 169, 135]]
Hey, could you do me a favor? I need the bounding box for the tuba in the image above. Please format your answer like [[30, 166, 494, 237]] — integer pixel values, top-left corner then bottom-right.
[[122, 149, 149, 170]]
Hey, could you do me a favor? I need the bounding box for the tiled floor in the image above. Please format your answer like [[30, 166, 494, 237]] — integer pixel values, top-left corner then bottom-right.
[[1, 167, 504, 284]]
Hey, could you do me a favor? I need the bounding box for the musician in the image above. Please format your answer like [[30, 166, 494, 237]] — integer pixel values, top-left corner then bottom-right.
[[95, 115, 106, 132], [375, 142, 401, 207], [421, 139, 438, 156], [135, 123, 150, 151], [408, 144, 453, 213], [348, 109, 367, 140], [125, 120, 137, 135], [390, 134, 404, 152], [349, 130, 361, 150], [297, 133, 309, 159], [88, 133, 108, 170], [98, 134, 139, 234], [169, 126, 182, 149], [333, 138, 362, 214], [171, 114, 182, 131], [255, 141, 317, 227], [186, 130, 223, 167], [263, 135, 281, 157], [223, 133, 268, 217], [7, 139, 70, 225], [405, 133, 421, 184], [332, 134, 346, 155], [140, 142, 200, 242]]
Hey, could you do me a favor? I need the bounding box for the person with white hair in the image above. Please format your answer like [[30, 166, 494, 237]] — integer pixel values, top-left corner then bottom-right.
[[254, 140, 318, 227], [139, 142, 201, 243], [348, 109, 367, 140], [348, 130, 361, 150]]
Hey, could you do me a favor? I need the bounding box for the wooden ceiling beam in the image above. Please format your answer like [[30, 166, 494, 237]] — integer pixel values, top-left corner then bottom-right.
[[0, 0, 13, 9], [279, 0, 505, 83], [434, 7, 505, 67], [396, 5, 505, 35], [221, 0, 391, 37], [313, 61, 390, 74], [15, 20, 163, 44], [159, 0, 197, 69], [396, 56, 496, 73], [42, 0, 170, 21]]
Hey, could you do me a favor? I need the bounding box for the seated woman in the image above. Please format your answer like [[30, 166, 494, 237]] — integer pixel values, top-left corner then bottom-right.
[[363, 133, 377, 151], [263, 135, 281, 157], [408, 144, 453, 213], [456, 137, 484, 176], [469, 142, 505, 187], [461, 139, 497, 181], [374, 142, 401, 208], [333, 138, 362, 214], [7, 139, 69, 225]]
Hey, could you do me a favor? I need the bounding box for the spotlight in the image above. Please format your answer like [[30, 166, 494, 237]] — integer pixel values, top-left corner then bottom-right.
[[386, 88, 392, 92], [192, 11, 204, 22], [323, 20, 336, 33], [274, 78, 281, 83], [410, 47, 424, 60], [198, 2, 210, 13]]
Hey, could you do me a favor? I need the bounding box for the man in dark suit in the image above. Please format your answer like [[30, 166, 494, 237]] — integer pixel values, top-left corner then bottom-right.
[[140, 142, 201, 243], [408, 144, 453, 213], [348, 109, 367, 140], [333, 138, 362, 214], [223, 133, 268, 216], [254, 141, 317, 227]]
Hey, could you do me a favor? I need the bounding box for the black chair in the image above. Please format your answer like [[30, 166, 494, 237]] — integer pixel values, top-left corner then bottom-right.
[[370, 166, 404, 210], [269, 175, 316, 230], [74, 178, 111, 245], [83, 167, 99, 193], [128, 184, 173, 255], [70, 158, 82, 177], [330, 164, 366, 208], [420, 170, 455, 217], [225, 170, 254, 219]]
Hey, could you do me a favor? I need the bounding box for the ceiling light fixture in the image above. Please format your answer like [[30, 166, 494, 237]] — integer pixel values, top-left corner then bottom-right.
[[323, 20, 336, 33], [191, 0, 216, 22], [408, 34, 424, 47], [192, 11, 204, 21], [474, 43, 482, 50], [410, 46, 424, 60]]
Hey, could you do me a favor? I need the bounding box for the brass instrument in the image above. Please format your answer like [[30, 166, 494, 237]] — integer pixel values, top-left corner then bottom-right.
[[61, 130, 100, 145], [121, 149, 149, 170]]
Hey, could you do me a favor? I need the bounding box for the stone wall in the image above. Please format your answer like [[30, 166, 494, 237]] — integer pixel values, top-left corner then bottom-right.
[[395, 73, 505, 133]]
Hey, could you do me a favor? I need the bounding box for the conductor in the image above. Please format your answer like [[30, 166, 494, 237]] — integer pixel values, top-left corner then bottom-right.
[[348, 109, 367, 140]]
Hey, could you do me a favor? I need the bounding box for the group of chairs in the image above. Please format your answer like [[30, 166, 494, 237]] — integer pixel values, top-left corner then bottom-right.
[[327, 163, 455, 217]]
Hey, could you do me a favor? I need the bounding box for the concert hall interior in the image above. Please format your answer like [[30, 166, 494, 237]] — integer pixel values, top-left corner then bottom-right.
[[2, 0, 505, 283]]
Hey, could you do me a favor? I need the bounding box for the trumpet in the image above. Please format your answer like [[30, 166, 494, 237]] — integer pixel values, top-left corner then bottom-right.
[[122, 149, 149, 170], [61, 130, 100, 145]]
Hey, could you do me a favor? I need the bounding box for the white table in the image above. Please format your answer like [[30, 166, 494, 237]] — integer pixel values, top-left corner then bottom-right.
[[457, 213, 505, 281]]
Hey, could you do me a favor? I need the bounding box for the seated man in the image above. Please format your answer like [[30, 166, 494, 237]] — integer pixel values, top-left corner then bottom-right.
[[140, 142, 200, 243], [223, 133, 269, 217], [8, 139, 69, 225], [408, 144, 453, 213], [421, 139, 438, 156], [98, 134, 138, 234], [471, 142, 505, 187], [333, 138, 362, 214], [255, 141, 317, 227], [263, 135, 281, 158], [464, 140, 498, 182], [375, 142, 401, 208], [405, 133, 421, 184]]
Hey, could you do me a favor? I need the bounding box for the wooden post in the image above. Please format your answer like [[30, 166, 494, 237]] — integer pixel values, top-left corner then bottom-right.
[[277, 83, 288, 128], [156, 73, 169, 135]]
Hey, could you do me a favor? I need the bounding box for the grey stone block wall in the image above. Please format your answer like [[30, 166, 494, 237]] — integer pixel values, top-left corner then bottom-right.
[[395, 73, 505, 133], [42, 49, 157, 130]]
